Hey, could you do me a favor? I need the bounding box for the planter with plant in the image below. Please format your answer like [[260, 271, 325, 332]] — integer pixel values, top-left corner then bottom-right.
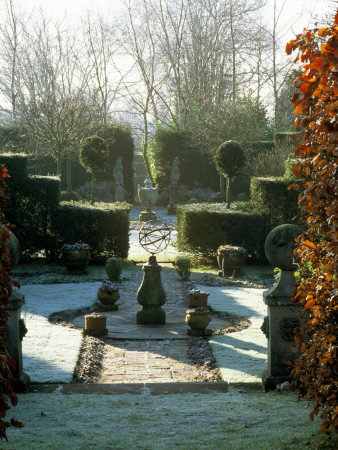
[[84, 312, 108, 336], [97, 280, 120, 310], [216, 245, 247, 276], [188, 289, 209, 307], [185, 307, 212, 336], [60, 243, 91, 273]]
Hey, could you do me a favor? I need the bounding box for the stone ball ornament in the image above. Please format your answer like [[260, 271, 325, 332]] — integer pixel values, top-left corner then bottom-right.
[[265, 224, 302, 271], [138, 220, 172, 255], [8, 231, 21, 269]]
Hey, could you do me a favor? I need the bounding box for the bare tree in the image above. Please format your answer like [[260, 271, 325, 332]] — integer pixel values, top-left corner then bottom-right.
[[20, 16, 99, 191]]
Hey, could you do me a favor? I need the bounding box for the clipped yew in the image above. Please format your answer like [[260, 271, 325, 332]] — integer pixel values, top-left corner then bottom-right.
[[79, 136, 109, 204], [0, 165, 23, 440], [214, 140, 246, 207], [286, 10, 338, 434]]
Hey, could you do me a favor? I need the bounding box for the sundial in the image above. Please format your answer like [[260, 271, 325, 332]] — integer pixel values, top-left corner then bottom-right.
[[136, 220, 171, 326], [138, 220, 171, 255]]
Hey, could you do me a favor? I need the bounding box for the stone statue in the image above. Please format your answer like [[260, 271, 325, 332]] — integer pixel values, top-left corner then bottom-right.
[[113, 156, 124, 201], [113, 156, 124, 186], [170, 157, 181, 186]]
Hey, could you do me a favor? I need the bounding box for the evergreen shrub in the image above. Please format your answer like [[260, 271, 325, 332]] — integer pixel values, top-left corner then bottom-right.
[[176, 203, 268, 262], [5, 176, 61, 259], [250, 177, 300, 225], [51, 201, 131, 261], [0, 153, 28, 182], [93, 124, 135, 200], [150, 127, 216, 190], [106, 257, 123, 281]]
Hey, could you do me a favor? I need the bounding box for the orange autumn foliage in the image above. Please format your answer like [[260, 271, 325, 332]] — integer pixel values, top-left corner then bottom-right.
[[0, 166, 23, 440], [286, 9, 338, 433]]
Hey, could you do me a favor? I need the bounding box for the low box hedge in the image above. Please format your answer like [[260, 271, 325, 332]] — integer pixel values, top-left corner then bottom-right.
[[51, 201, 131, 261], [176, 203, 268, 262]]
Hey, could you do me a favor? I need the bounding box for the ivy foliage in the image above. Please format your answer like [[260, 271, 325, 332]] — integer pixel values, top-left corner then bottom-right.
[[0, 165, 23, 440], [286, 10, 338, 434]]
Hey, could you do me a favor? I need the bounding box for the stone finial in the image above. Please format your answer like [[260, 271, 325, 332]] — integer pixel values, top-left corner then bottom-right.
[[264, 224, 301, 271]]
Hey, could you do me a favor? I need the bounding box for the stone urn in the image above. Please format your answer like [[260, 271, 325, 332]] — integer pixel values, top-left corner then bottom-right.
[[137, 178, 158, 221], [217, 245, 247, 276], [188, 289, 209, 307], [185, 307, 212, 336], [60, 243, 91, 273], [84, 312, 108, 336], [97, 281, 120, 311]]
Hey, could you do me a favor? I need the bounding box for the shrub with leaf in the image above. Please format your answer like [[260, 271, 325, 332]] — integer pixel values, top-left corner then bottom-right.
[[214, 140, 246, 207], [106, 257, 123, 281], [286, 12, 338, 434], [174, 256, 191, 281], [79, 136, 109, 204]]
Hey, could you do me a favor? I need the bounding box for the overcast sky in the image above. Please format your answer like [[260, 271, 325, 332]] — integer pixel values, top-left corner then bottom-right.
[[22, 0, 333, 39]]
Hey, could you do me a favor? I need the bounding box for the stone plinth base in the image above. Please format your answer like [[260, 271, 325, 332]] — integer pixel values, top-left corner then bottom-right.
[[137, 306, 166, 325], [11, 372, 30, 394], [262, 371, 292, 392], [139, 210, 157, 222], [83, 328, 108, 337], [187, 328, 212, 336]]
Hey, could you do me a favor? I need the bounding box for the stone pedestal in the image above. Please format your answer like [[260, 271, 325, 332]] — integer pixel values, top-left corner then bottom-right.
[[262, 224, 302, 392], [6, 291, 30, 393], [169, 186, 179, 204], [262, 271, 302, 391], [139, 210, 157, 222], [114, 184, 125, 202], [137, 255, 166, 325]]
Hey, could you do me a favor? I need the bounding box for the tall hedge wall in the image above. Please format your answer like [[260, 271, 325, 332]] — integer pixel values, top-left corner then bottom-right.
[[51, 201, 131, 261], [150, 127, 218, 190], [250, 177, 300, 225], [176, 203, 268, 262], [5, 175, 61, 259]]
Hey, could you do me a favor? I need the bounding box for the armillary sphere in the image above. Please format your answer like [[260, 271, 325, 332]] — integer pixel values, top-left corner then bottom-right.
[[138, 220, 172, 255]]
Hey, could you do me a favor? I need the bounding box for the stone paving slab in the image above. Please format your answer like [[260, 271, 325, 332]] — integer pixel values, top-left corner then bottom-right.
[[72, 304, 230, 340], [200, 285, 268, 385]]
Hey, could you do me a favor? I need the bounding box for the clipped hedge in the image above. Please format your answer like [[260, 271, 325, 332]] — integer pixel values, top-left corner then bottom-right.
[[150, 127, 217, 190], [0, 153, 28, 183], [5, 176, 61, 259], [51, 201, 131, 261], [250, 177, 300, 225], [176, 203, 268, 262]]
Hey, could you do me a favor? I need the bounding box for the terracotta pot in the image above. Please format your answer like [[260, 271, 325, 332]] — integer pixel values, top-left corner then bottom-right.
[[185, 309, 211, 330], [188, 293, 209, 307], [97, 289, 120, 305]]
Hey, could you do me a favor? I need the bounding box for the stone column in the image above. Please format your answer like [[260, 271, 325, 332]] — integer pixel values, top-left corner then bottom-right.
[[6, 291, 30, 393], [262, 224, 302, 392]]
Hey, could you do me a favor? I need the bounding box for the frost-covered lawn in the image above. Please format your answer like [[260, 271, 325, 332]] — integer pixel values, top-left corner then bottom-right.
[[3, 388, 321, 449]]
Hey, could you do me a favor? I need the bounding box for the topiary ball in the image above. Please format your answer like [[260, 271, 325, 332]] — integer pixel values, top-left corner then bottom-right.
[[105, 257, 123, 281], [174, 256, 192, 281], [214, 140, 246, 180]]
